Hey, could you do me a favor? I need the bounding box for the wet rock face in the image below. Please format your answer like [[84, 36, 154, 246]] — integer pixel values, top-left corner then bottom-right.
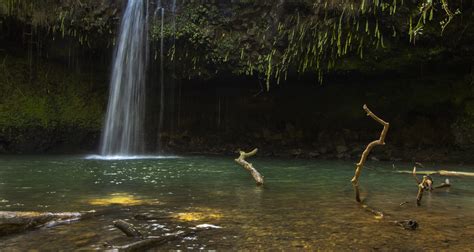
[[336, 145, 348, 154], [452, 121, 474, 150], [0, 54, 105, 154], [451, 99, 474, 149], [152, 66, 474, 163], [0, 128, 100, 154]]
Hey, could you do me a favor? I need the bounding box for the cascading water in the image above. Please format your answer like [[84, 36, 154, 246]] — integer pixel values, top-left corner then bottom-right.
[[155, 0, 177, 153], [157, 5, 165, 152], [100, 0, 148, 156]]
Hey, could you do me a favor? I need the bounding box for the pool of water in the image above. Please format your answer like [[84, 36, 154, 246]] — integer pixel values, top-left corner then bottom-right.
[[0, 155, 473, 250]]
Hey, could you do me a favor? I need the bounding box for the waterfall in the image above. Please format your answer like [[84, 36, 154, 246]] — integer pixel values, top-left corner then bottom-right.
[[157, 6, 165, 152], [100, 0, 148, 156]]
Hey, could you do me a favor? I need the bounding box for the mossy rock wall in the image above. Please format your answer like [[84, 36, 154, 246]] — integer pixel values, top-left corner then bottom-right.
[[0, 52, 107, 153]]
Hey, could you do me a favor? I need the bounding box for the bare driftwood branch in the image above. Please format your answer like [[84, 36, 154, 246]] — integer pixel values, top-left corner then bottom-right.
[[412, 162, 423, 184], [0, 210, 95, 237], [235, 148, 264, 185], [434, 182, 451, 189], [347, 106, 416, 229], [416, 176, 430, 206], [360, 203, 384, 219], [397, 170, 474, 177], [360, 204, 418, 230], [412, 163, 451, 206], [351, 104, 390, 202], [114, 220, 142, 238], [348, 106, 416, 230]]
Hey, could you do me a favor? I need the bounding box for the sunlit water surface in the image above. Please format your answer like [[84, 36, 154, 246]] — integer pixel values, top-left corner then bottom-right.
[[0, 155, 473, 250]]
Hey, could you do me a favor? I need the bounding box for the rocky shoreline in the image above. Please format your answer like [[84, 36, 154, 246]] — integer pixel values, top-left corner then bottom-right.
[[1, 128, 473, 165], [161, 134, 474, 165], [171, 146, 473, 165]]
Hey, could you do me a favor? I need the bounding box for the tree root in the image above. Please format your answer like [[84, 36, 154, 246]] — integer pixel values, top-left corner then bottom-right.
[[235, 148, 264, 185]]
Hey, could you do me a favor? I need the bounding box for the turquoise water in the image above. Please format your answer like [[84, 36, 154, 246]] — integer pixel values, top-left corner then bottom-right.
[[0, 155, 473, 250]]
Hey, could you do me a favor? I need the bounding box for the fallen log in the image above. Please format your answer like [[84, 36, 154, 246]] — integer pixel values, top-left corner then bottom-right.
[[114, 220, 142, 238], [0, 210, 95, 237], [395, 170, 474, 177], [112, 230, 198, 252], [235, 148, 264, 185], [351, 104, 390, 202]]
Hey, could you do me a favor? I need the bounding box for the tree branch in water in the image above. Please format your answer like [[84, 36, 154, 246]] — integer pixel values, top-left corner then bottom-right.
[[412, 163, 452, 206], [235, 148, 264, 185], [351, 104, 390, 202]]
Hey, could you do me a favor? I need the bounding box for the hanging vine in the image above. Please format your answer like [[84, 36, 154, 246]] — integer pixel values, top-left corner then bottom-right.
[[151, 0, 465, 86], [2, 0, 467, 85]]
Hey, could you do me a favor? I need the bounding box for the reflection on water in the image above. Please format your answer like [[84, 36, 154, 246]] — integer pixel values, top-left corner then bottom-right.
[[0, 155, 473, 250], [87, 193, 150, 206]]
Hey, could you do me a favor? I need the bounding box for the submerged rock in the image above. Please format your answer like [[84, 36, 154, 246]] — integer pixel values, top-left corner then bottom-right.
[[0, 211, 93, 237], [309, 151, 320, 158], [195, 224, 222, 229]]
